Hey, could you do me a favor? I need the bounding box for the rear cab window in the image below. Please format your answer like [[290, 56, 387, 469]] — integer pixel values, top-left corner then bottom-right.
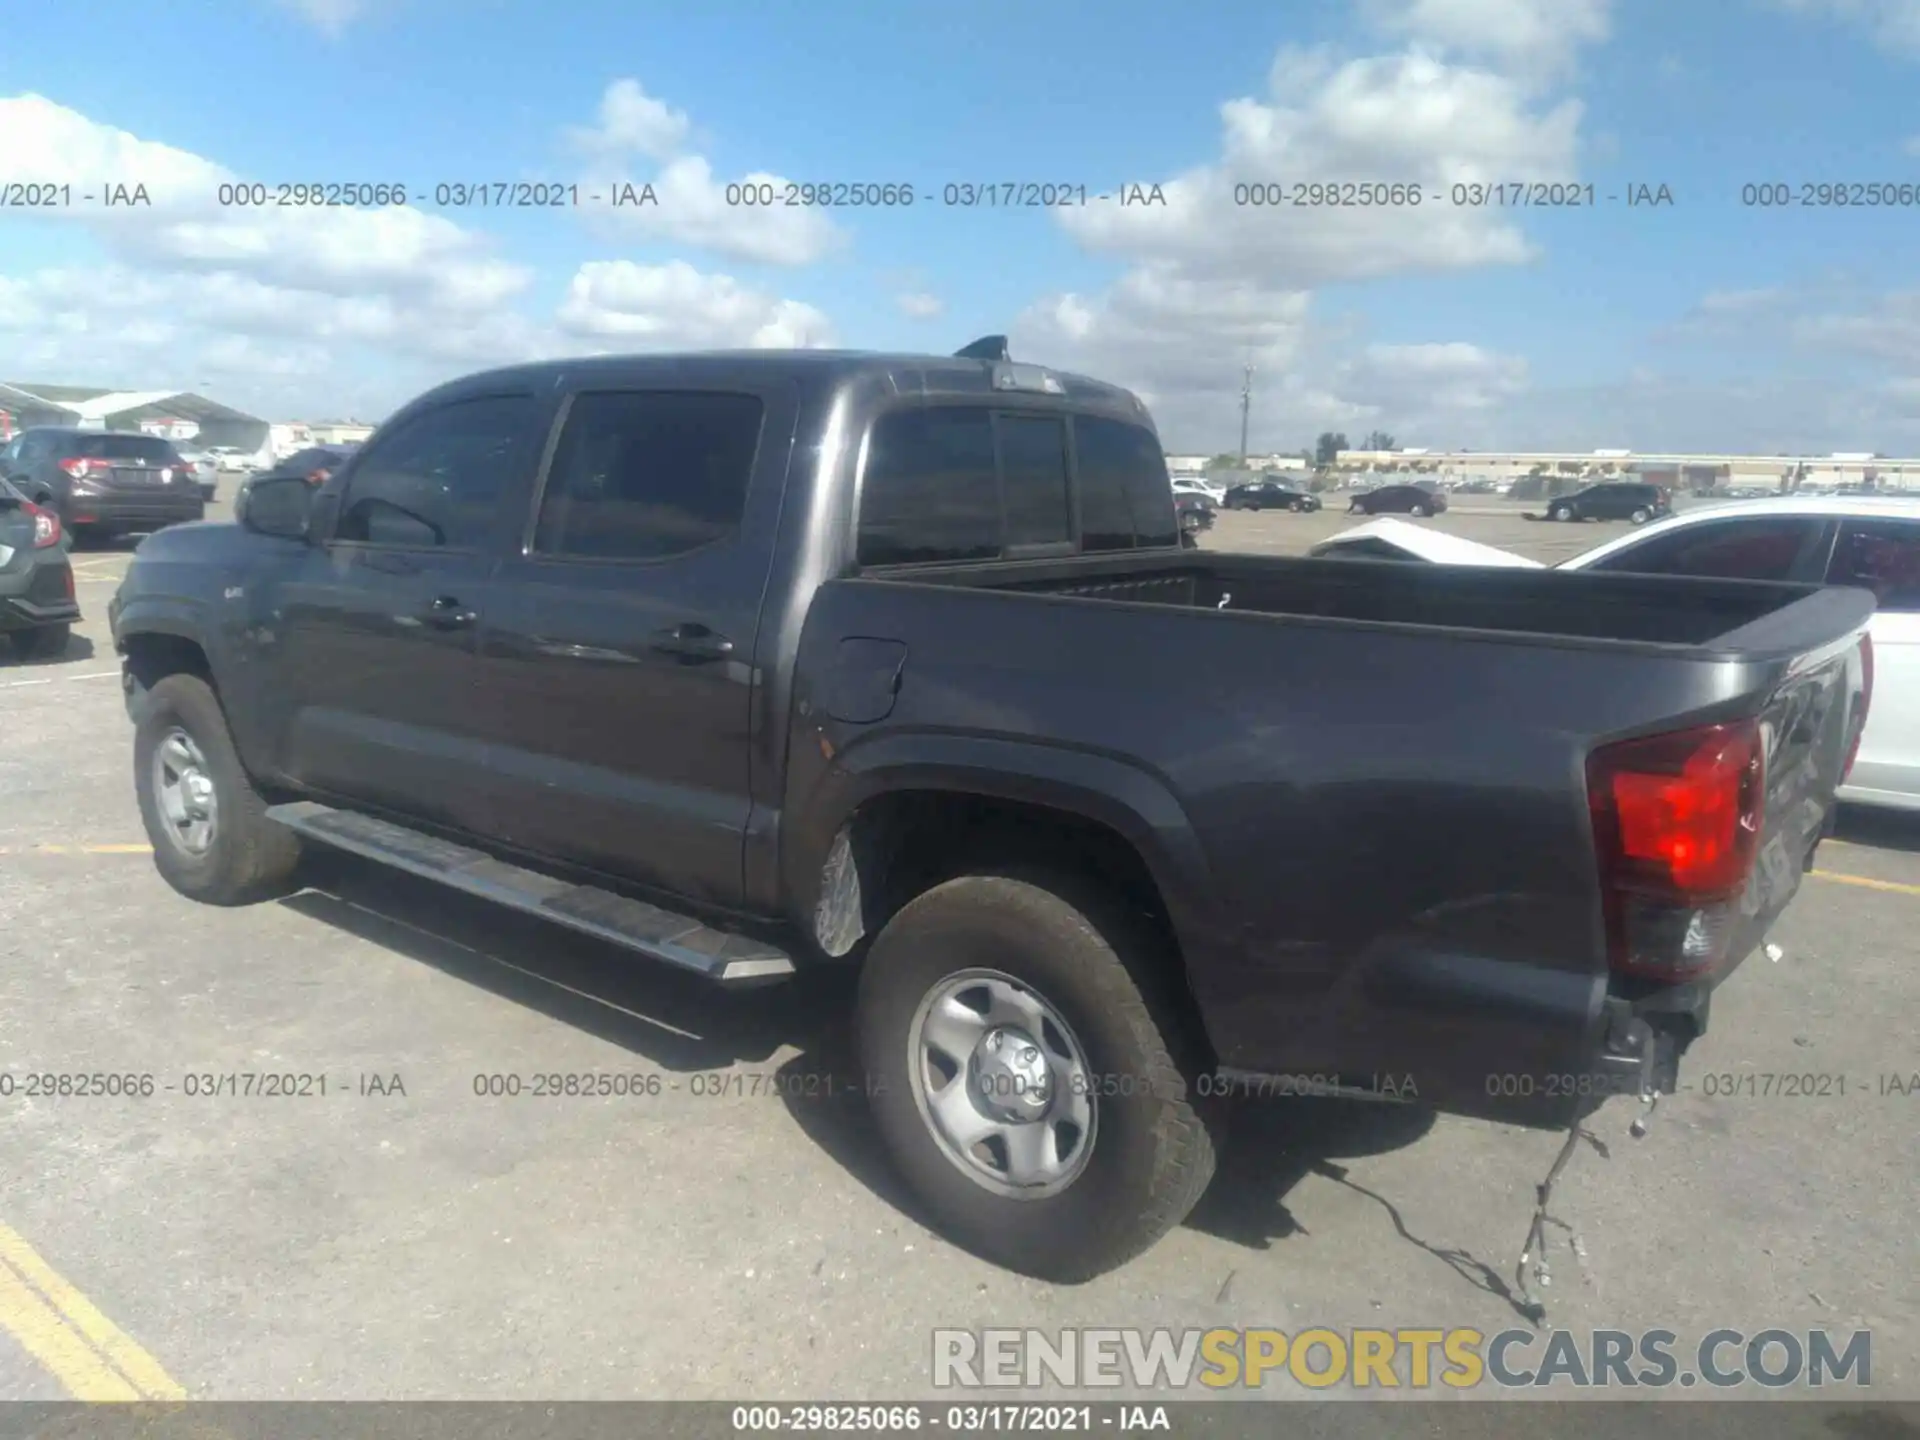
[[852, 404, 1177, 567]]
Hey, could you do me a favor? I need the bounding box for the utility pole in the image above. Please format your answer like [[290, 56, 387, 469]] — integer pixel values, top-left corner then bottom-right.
[[1238, 362, 1253, 464]]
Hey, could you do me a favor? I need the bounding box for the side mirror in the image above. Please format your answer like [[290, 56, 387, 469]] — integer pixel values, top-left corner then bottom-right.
[[237, 475, 315, 540]]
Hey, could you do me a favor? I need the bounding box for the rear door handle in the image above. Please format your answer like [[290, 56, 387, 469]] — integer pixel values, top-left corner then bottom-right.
[[650, 623, 734, 661], [422, 595, 478, 630]]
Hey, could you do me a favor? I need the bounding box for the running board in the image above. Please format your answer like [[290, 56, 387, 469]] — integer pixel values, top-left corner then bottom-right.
[[265, 801, 796, 986]]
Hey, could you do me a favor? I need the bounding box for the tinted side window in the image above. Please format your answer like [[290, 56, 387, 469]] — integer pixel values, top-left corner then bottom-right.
[[337, 395, 536, 549], [1589, 517, 1824, 580], [1074, 415, 1177, 551], [857, 408, 999, 566], [995, 414, 1071, 549], [1827, 518, 1920, 612], [533, 391, 762, 561]]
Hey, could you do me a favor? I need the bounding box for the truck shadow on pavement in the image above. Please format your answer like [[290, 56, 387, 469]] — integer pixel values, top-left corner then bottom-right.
[[281, 852, 1499, 1291]]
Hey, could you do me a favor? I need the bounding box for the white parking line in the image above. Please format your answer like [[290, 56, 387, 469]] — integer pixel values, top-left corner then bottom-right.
[[0, 669, 120, 690]]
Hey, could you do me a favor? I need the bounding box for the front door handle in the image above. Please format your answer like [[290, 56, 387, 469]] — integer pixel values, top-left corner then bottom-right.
[[422, 595, 478, 630], [650, 623, 734, 661]]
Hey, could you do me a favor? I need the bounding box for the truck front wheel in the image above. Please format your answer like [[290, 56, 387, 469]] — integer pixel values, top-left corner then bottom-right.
[[857, 871, 1217, 1282], [133, 673, 303, 905]]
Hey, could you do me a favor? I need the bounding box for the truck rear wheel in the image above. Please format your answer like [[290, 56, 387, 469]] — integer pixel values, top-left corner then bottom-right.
[[857, 870, 1217, 1282], [133, 673, 303, 906]]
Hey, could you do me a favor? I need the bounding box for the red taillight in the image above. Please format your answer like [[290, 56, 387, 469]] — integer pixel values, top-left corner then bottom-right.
[[57, 457, 106, 478], [306, 468, 331, 485], [1842, 634, 1873, 783], [1588, 720, 1765, 979], [24, 501, 61, 549]]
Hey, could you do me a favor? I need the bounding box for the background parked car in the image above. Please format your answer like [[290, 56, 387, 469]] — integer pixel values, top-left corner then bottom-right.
[[173, 449, 222, 501], [1348, 483, 1446, 517], [0, 427, 208, 546], [0, 476, 79, 659], [1543, 480, 1670, 524], [1222, 479, 1321, 512], [1174, 491, 1215, 546], [208, 446, 265, 473], [1316, 496, 1920, 814], [1171, 476, 1226, 504]]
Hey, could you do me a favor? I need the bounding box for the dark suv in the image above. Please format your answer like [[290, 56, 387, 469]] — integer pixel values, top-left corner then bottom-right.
[[1545, 481, 1670, 525], [1, 427, 209, 545]]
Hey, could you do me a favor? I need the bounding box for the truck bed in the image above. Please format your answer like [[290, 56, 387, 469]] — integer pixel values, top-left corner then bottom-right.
[[796, 549, 1871, 1126], [887, 548, 1852, 654]]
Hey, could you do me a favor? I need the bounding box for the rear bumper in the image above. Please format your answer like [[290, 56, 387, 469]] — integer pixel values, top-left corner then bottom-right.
[[0, 554, 81, 631], [66, 491, 206, 531], [0, 593, 82, 631]]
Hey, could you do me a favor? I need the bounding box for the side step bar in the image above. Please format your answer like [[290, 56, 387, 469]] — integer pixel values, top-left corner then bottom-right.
[[265, 801, 796, 986]]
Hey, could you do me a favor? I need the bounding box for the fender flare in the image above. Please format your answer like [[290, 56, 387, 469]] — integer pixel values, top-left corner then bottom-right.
[[787, 730, 1220, 959]]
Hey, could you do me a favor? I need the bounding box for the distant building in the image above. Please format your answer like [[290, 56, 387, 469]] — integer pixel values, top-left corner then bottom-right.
[[266, 420, 377, 458], [0, 382, 270, 452]]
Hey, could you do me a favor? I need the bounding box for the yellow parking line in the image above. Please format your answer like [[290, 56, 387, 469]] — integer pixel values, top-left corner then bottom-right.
[[1810, 869, 1920, 897], [0, 1261, 140, 1400], [0, 1221, 182, 1400]]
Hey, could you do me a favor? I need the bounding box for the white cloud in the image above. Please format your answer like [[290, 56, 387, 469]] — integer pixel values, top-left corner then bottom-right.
[[558, 261, 836, 349], [570, 79, 844, 267], [1017, 16, 1598, 449], [1362, 0, 1610, 72], [1768, 0, 1920, 54], [565, 78, 690, 161], [0, 94, 836, 419], [1056, 50, 1578, 288], [277, 0, 369, 36], [897, 291, 944, 320]]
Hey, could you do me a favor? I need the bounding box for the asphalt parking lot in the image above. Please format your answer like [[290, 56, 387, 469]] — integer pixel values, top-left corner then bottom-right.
[[1, 495, 1915, 1402]]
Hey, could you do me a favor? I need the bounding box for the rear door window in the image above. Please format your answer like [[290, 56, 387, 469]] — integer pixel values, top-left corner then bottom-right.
[[1827, 518, 1920, 612], [1586, 516, 1828, 580]]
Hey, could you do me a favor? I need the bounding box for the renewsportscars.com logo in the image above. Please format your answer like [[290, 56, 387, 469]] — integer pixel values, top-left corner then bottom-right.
[[932, 1327, 1872, 1391]]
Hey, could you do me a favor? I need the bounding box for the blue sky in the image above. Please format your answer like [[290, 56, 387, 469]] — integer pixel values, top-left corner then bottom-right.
[[1, 0, 1916, 453]]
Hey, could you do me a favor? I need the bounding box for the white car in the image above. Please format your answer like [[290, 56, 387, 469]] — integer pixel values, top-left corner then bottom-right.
[[1313, 498, 1920, 811], [1307, 517, 1543, 567], [207, 446, 264, 472], [1172, 477, 1226, 504]]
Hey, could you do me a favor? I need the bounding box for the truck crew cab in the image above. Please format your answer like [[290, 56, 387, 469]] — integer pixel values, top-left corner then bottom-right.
[[111, 338, 1873, 1282]]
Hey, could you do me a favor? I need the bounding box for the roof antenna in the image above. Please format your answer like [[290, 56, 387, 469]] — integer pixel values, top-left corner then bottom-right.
[[954, 335, 1010, 362]]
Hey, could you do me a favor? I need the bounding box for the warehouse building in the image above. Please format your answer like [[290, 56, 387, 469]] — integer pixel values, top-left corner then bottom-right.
[[0, 382, 271, 453]]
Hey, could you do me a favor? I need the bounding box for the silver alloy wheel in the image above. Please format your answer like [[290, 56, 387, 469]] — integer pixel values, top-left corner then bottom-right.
[[908, 968, 1098, 1200], [152, 727, 219, 856]]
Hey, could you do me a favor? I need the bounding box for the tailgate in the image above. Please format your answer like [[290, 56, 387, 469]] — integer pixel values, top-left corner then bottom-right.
[[1591, 592, 1871, 1104]]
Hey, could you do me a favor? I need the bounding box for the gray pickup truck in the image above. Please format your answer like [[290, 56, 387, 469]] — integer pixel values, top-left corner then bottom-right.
[[109, 338, 1873, 1281]]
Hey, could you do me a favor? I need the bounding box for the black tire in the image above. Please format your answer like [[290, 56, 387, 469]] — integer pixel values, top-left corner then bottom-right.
[[1629, 507, 1652, 525], [1289, 499, 1305, 513], [1410, 503, 1430, 517], [1349, 501, 1364, 513], [858, 869, 1218, 1282], [1550, 504, 1573, 522], [11, 623, 70, 660], [133, 673, 303, 905]]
